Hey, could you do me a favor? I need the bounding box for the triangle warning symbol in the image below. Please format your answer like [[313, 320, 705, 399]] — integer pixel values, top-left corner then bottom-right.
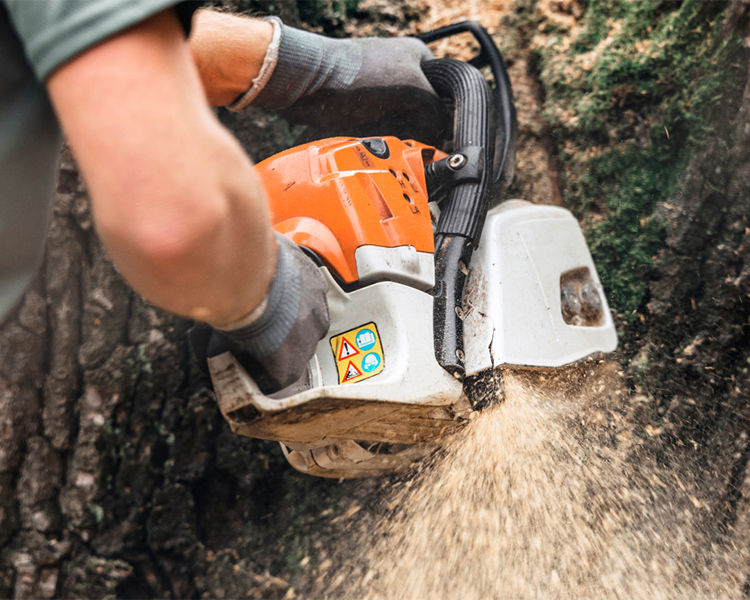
[[342, 361, 362, 382], [338, 337, 359, 361]]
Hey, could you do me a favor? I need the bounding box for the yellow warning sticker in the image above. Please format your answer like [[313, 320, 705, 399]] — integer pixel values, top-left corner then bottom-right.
[[330, 322, 385, 385]]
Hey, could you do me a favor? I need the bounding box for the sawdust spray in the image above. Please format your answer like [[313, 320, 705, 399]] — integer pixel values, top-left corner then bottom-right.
[[335, 363, 744, 599]]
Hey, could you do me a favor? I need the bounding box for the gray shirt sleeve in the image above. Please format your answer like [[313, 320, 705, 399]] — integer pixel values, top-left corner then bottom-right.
[[0, 0, 200, 322], [4, 0, 199, 81]]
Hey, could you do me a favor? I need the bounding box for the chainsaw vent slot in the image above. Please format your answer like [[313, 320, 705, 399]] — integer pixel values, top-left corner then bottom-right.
[[354, 441, 418, 455], [560, 267, 605, 327]]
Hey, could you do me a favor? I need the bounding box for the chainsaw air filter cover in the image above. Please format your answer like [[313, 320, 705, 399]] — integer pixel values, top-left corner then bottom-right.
[[256, 136, 444, 287]]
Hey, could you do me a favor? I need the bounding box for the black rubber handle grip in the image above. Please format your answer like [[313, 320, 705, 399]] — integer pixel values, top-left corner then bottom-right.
[[418, 25, 517, 380], [432, 234, 473, 379], [419, 21, 516, 194], [420, 59, 495, 378], [422, 59, 495, 244]]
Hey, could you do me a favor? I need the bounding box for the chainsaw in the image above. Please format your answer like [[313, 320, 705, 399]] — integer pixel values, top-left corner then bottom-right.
[[207, 22, 618, 478]]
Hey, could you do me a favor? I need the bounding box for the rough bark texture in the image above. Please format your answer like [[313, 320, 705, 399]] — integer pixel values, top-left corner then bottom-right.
[[631, 0, 750, 560], [0, 95, 396, 596]]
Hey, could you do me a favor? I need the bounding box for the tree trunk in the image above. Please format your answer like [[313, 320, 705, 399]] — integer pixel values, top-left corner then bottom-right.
[[0, 107, 328, 598], [630, 0, 750, 561]]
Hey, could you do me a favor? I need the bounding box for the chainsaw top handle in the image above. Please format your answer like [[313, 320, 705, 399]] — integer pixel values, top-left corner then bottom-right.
[[418, 21, 517, 195], [421, 59, 494, 244], [422, 57, 493, 380], [417, 23, 516, 381]]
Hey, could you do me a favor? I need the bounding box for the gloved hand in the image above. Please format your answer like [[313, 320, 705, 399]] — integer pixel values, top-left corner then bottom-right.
[[190, 234, 329, 394], [229, 17, 449, 145]]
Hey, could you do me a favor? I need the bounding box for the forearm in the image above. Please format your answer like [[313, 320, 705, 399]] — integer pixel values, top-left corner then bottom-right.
[[97, 123, 278, 329], [189, 9, 273, 106], [47, 9, 276, 328]]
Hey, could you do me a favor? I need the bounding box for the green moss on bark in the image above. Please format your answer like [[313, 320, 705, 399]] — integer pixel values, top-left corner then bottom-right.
[[530, 0, 743, 315]]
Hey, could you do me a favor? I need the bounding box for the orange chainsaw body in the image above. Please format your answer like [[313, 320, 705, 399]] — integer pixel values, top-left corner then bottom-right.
[[254, 136, 446, 284]]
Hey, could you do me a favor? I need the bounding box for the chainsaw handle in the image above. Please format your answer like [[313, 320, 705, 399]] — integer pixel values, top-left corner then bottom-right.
[[422, 58, 494, 243], [418, 24, 518, 380], [421, 57, 496, 378], [418, 21, 517, 193]]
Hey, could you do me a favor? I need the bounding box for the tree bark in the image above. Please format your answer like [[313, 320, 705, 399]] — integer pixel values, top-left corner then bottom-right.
[[630, 0, 750, 565], [0, 109, 312, 598]]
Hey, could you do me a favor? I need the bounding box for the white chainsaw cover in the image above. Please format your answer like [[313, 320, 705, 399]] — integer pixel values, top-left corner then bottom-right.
[[462, 200, 618, 375], [208, 270, 467, 447]]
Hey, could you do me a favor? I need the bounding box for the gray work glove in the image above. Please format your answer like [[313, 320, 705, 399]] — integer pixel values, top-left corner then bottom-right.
[[230, 18, 449, 145], [190, 234, 329, 394]]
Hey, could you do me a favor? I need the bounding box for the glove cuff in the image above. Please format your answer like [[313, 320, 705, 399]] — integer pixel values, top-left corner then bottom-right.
[[217, 233, 300, 358], [227, 17, 282, 112], [252, 19, 363, 110]]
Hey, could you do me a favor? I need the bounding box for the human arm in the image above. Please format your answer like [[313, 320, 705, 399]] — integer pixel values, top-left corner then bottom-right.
[[45, 8, 276, 328], [188, 9, 449, 144], [188, 9, 273, 107]]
